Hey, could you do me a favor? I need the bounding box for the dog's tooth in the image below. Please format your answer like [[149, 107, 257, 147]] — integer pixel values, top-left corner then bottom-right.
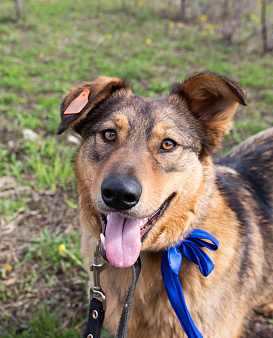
[[140, 217, 149, 228], [107, 215, 109, 221], [100, 233, 106, 247]]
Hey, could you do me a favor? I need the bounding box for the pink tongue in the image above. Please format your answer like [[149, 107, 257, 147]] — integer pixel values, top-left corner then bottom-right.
[[105, 214, 142, 268]]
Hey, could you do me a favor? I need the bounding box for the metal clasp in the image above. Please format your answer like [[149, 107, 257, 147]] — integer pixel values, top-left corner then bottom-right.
[[90, 243, 108, 311]]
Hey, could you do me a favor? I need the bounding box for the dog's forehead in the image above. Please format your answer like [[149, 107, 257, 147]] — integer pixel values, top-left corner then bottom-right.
[[106, 95, 200, 145], [109, 95, 190, 130]]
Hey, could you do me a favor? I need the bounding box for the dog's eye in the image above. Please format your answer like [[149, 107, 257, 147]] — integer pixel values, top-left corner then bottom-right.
[[161, 139, 176, 151], [103, 129, 116, 141]]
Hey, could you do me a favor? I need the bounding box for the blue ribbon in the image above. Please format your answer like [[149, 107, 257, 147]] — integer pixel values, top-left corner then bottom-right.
[[161, 229, 219, 338]]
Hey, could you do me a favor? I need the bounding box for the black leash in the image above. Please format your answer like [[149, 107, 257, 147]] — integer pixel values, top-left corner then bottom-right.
[[83, 297, 105, 338], [116, 258, 141, 338], [83, 244, 108, 338], [83, 244, 141, 338]]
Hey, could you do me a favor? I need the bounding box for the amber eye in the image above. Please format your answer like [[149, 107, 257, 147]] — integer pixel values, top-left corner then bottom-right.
[[161, 139, 176, 151], [103, 129, 116, 141]]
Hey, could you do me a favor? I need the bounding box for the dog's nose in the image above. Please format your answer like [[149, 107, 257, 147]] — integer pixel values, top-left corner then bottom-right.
[[101, 175, 142, 211]]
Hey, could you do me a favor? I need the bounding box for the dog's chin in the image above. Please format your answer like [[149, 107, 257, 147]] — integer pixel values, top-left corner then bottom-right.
[[97, 193, 175, 267]]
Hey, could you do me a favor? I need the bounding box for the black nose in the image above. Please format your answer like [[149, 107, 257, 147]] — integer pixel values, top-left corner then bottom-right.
[[101, 175, 142, 211]]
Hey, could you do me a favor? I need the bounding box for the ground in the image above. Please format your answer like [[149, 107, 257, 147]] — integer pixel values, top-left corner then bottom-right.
[[0, 0, 273, 337]]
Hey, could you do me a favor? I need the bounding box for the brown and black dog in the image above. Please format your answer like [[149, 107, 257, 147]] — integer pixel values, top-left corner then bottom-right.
[[57, 72, 273, 338]]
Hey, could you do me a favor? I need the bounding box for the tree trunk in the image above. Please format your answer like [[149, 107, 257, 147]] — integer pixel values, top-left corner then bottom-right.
[[261, 0, 269, 52], [222, 0, 232, 45], [14, 0, 23, 20], [180, 0, 186, 20]]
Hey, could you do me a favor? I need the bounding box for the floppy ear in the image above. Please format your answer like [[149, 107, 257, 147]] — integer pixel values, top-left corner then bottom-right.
[[57, 76, 131, 135], [169, 72, 247, 157]]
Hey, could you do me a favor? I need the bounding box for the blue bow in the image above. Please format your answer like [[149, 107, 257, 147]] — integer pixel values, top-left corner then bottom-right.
[[161, 229, 219, 338]]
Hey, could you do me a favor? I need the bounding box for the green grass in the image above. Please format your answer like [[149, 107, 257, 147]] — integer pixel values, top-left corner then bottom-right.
[[0, 228, 84, 299], [0, 227, 97, 337], [1, 304, 114, 338], [0, 139, 75, 192], [0, 195, 30, 224], [24, 139, 75, 192], [18, 228, 82, 272], [261, 90, 273, 103], [0, 305, 81, 338], [0, 0, 272, 336]]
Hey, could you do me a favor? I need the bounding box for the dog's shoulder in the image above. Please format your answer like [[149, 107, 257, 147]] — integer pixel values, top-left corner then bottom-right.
[[216, 127, 273, 169], [215, 127, 273, 209], [214, 128, 273, 271], [214, 128, 273, 282]]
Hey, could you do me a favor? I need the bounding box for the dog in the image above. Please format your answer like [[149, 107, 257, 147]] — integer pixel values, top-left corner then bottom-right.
[[57, 72, 273, 338]]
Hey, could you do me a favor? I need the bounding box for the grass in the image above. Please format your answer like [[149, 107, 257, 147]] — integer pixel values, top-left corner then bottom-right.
[[18, 228, 82, 271], [0, 305, 81, 338], [0, 0, 272, 336], [0, 195, 30, 224], [0, 228, 84, 297], [0, 139, 75, 192], [24, 140, 75, 192], [0, 228, 90, 338], [1, 302, 115, 338]]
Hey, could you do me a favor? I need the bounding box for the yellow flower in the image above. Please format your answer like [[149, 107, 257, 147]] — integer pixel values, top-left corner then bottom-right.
[[178, 23, 184, 29], [198, 14, 207, 23], [202, 30, 208, 36], [4, 264, 12, 272], [146, 38, 152, 45], [58, 244, 66, 255], [107, 34, 112, 40], [169, 20, 175, 29], [139, 0, 144, 6], [39, 52, 44, 58]]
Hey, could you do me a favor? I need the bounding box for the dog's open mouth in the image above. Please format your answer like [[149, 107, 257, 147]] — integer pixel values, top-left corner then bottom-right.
[[99, 194, 174, 268]]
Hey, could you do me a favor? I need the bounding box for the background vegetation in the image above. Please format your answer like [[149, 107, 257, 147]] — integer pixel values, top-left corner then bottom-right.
[[0, 0, 272, 337]]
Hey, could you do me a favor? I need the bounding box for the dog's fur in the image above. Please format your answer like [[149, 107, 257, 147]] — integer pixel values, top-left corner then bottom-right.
[[58, 72, 273, 338]]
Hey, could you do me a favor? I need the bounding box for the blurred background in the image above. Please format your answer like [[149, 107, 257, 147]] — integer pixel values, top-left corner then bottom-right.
[[0, 0, 273, 337]]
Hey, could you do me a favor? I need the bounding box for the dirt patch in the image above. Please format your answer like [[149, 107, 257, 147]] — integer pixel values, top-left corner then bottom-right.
[[0, 177, 88, 334]]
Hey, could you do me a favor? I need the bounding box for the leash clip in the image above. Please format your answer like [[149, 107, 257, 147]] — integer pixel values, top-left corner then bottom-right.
[[90, 243, 108, 311]]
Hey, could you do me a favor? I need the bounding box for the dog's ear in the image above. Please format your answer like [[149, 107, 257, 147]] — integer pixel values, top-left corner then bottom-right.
[[57, 76, 131, 135], [169, 72, 247, 157]]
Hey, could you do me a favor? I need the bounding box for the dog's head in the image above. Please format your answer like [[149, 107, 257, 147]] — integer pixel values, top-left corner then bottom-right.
[[58, 73, 246, 268]]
